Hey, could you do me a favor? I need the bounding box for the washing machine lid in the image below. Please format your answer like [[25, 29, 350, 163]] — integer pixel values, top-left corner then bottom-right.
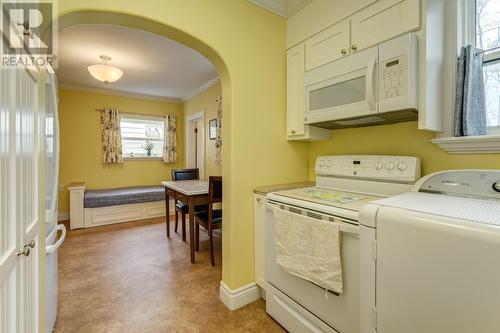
[[371, 192, 500, 227]]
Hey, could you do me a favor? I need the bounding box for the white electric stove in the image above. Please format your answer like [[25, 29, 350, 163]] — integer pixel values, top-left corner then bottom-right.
[[265, 155, 421, 333]]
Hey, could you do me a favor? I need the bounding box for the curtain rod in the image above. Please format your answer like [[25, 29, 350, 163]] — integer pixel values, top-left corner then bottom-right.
[[95, 109, 174, 119]]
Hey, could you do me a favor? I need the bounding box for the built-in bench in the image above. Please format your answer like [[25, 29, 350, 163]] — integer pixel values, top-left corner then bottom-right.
[[68, 183, 173, 230]]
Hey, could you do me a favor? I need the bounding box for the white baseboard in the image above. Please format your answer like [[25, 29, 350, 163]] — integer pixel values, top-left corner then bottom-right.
[[219, 281, 261, 310], [58, 211, 70, 222]]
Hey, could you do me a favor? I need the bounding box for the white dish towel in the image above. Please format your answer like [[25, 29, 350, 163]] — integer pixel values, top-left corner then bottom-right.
[[272, 206, 343, 294]]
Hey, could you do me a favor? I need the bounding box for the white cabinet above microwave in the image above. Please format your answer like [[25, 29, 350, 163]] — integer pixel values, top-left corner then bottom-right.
[[304, 33, 418, 129]]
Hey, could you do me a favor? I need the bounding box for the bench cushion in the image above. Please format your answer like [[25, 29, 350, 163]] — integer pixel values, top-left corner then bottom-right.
[[84, 186, 165, 208]]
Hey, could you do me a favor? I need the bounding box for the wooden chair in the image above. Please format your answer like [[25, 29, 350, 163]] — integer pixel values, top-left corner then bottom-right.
[[194, 176, 222, 266], [171, 168, 207, 241]]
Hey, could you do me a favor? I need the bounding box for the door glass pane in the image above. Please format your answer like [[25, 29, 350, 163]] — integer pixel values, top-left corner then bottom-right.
[[309, 76, 366, 111]]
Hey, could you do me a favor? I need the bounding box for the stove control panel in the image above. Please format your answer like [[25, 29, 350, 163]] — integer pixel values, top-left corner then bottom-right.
[[315, 155, 421, 182]]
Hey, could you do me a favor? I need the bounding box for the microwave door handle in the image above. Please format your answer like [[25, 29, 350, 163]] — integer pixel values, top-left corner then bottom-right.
[[366, 57, 377, 112]]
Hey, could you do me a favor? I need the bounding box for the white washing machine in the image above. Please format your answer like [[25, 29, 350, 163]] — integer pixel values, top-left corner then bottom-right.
[[360, 170, 500, 333]]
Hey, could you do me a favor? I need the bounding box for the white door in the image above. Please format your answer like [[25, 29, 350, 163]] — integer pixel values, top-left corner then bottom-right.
[[0, 67, 40, 333]]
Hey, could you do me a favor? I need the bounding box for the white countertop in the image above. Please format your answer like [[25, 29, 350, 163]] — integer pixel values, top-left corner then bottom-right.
[[161, 180, 209, 196]]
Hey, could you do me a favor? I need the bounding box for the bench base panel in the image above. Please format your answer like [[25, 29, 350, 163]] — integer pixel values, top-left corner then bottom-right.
[[81, 200, 173, 229]]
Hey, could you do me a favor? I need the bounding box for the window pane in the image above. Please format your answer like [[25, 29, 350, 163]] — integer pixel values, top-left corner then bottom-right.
[[120, 116, 165, 158], [484, 61, 500, 132], [476, 0, 500, 50], [476, 0, 500, 133]]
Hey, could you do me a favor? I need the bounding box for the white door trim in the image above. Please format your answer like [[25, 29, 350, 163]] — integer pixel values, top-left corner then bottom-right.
[[185, 111, 205, 179]]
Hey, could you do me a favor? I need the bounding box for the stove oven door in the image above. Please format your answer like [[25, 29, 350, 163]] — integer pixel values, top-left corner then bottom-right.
[[265, 200, 360, 333]]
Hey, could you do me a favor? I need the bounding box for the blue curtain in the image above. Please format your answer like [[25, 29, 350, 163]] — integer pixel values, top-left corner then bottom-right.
[[454, 45, 487, 136]]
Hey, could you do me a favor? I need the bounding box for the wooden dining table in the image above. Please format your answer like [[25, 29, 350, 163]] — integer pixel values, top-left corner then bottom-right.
[[161, 179, 209, 263]]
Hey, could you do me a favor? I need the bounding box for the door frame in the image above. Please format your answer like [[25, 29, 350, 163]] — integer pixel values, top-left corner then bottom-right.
[[185, 111, 205, 179]]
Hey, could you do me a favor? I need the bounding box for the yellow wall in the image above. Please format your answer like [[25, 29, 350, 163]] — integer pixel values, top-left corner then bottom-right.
[[182, 81, 222, 178], [58, 89, 184, 212], [309, 121, 500, 178], [58, 0, 310, 290]]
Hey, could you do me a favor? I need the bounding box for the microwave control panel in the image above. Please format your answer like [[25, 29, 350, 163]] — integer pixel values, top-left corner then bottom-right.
[[381, 56, 407, 99], [378, 33, 417, 112]]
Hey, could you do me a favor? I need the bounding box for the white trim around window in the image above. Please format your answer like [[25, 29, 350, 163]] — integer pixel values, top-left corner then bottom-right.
[[432, 0, 500, 154]]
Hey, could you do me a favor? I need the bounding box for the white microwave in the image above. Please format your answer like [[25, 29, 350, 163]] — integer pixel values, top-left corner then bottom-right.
[[304, 33, 418, 128]]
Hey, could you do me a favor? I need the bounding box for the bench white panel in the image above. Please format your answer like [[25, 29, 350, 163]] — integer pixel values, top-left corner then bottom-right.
[[81, 200, 171, 229]]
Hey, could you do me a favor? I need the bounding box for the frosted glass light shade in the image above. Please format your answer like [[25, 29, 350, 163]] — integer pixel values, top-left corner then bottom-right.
[[87, 64, 123, 84]]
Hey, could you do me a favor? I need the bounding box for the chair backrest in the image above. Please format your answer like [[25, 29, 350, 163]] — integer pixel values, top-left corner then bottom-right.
[[171, 168, 199, 181], [208, 176, 222, 204]]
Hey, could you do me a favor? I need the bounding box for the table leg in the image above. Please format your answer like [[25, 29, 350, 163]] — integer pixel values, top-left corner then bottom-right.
[[165, 187, 170, 238], [188, 196, 195, 263]]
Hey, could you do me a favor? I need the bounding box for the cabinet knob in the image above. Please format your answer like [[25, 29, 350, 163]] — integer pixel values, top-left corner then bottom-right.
[[291, 130, 296, 134], [256, 197, 262, 202], [341, 49, 347, 55], [351, 44, 358, 51]]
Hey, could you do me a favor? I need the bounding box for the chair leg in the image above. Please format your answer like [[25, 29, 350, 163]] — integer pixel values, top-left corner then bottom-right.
[[181, 212, 186, 242], [195, 223, 200, 251], [174, 210, 179, 233], [209, 226, 215, 266]]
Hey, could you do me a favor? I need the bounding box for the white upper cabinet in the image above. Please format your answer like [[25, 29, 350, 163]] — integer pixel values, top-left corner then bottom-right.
[[287, 43, 306, 137], [287, 44, 331, 141], [287, 0, 377, 48], [351, 0, 421, 52], [305, 20, 350, 71]]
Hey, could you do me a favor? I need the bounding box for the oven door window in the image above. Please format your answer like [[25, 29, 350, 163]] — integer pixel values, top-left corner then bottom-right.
[[309, 76, 366, 111]]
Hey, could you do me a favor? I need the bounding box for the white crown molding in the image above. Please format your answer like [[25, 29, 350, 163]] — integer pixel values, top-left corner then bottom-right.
[[248, 0, 286, 17], [219, 281, 261, 310], [247, 0, 312, 18], [58, 84, 182, 103], [181, 77, 221, 103], [286, 0, 313, 17]]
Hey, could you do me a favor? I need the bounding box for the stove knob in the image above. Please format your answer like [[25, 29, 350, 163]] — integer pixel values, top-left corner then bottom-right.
[[493, 181, 500, 193], [375, 161, 384, 170], [397, 162, 408, 171], [326, 160, 333, 167], [319, 160, 325, 167], [386, 161, 395, 171]]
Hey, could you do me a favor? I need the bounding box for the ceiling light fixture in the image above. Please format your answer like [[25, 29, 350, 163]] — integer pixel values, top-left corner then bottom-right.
[[87, 55, 124, 84]]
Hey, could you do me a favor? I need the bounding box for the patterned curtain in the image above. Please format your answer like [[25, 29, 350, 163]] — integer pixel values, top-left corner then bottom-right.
[[215, 96, 222, 166], [163, 115, 178, 163], [100, 108, 123, 164]]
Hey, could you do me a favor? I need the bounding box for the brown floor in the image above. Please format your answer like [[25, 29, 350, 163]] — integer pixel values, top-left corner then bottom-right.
[[54, 218, 285, 333]]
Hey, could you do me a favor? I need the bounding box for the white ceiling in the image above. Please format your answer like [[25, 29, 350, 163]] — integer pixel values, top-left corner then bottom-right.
[[247, 0, 313, 18], [57, 24, 219, 102]]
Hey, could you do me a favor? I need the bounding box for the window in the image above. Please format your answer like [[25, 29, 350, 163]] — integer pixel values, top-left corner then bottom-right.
[[476, 0, 500, 134], [120, 114, 164, 159]]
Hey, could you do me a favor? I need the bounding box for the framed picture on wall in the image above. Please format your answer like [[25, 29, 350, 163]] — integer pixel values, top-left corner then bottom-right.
[[209, 119, 217, 140]]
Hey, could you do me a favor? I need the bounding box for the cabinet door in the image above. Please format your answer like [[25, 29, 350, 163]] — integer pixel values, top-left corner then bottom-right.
[[287, 43, 306, 137], [254, 194, 266, 290], [305, 20, 350, 71], [351, 0, 420, 52]]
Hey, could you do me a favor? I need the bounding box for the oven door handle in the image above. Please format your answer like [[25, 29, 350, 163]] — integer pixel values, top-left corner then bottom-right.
[[266, 201, 359, 235]]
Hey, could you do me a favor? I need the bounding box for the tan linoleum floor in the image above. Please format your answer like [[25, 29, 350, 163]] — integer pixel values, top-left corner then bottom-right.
[[54, 218, 285, 333]]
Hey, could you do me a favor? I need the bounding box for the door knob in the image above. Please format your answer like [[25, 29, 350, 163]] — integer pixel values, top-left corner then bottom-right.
[[351, 44, 358, 51], [341, 49, 347, 55], [18, 246, 31, 257]]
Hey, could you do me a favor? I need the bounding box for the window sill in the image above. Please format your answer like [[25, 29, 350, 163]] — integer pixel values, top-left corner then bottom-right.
[[431, 135, 500, 154], [123, 157, 163, 161]]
